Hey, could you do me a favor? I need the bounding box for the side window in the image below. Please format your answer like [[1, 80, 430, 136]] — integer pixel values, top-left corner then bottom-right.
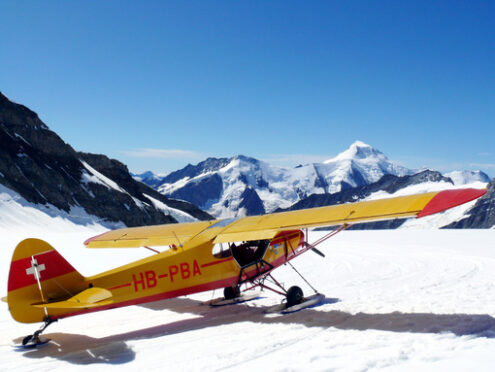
[[212, 243, 232, 259]]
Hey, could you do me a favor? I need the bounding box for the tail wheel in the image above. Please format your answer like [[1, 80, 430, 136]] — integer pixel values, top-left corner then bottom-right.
[[223, 286, 240, 300], [286, 286, 304, 307]]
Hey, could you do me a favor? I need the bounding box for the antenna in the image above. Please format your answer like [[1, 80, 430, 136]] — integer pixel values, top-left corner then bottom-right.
[[172, 231, 183, 249]]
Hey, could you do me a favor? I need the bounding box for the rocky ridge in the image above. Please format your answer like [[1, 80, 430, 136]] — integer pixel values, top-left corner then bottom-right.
[[0, 92, 211, 228]]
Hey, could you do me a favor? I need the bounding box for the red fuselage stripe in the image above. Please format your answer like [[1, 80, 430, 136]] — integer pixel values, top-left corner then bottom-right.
[[107, 283, 132, 290], [200, 257, 233, 268]]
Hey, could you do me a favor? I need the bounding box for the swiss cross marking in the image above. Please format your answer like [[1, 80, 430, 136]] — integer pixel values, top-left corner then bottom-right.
[[26, 258, 46, 280]]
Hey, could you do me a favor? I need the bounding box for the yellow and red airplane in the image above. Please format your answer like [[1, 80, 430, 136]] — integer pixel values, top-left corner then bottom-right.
[[5, 188, 486, 346]]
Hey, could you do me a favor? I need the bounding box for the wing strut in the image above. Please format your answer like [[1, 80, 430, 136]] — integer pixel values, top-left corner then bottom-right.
[[286, 260, 319, 294], [143, 246, 160, 254], [302, 224, 352, 257]]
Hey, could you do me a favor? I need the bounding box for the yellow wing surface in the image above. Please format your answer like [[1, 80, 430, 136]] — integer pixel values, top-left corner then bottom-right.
[[85, 188, 486, 248], [85, 220, 216, 248]]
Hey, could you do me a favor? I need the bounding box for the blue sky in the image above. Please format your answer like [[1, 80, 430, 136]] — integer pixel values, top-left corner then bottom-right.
[[1, 1, 494, 177]]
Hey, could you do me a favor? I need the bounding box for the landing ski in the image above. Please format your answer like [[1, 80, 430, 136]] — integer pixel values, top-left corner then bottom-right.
[[264, 293, 325, 314], [204, 291, 261, 307], [13, 336, 51, 350]]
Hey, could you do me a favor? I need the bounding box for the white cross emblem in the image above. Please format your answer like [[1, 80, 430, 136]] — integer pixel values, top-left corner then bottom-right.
[[26, 257, 46, 281]]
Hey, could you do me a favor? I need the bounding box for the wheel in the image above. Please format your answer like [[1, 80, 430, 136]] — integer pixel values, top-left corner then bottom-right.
[[223, 286, 240, 300], [286, 286, 304, 307]]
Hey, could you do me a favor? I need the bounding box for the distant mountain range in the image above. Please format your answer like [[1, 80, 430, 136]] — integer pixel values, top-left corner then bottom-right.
[[0, 92, 211, 230], [134, 142, 492, 229], [1, 91, 493, 231], [133, 142, 414, 218]]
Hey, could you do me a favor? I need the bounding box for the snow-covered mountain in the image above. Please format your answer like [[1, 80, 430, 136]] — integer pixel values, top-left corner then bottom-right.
[[138, 141, 492, 227], [132, 170, 169, 189], [0, 92, 211, 229], [444, 170, 491, 185], [318, 140, 413, 190], [146, 142, 417, 218]]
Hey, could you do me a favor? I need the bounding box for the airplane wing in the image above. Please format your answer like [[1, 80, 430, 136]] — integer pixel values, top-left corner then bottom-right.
[[85, 220, 216, 248], [85, 188, 486, 248], [213, 188, 486, 241]]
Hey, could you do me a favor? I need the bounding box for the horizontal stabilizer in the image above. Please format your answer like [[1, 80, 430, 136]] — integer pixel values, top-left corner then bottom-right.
[[32, 287, 113, 309]]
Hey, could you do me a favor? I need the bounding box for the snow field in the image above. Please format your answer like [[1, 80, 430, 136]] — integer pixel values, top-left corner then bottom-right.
[[1, 228, 495, 371]]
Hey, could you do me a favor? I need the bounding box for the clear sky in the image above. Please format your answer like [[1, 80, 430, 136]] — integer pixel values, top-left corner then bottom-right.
[[1, 1, 494, 177]]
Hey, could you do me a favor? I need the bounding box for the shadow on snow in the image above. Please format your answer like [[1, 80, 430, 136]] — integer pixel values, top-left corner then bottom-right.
[[16, 296, 495, 365]]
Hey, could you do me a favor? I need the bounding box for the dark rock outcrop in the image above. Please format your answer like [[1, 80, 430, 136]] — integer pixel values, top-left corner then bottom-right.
[[168, 174, 223, 209], [79, 152, 212, 223], [160, 157, 233, 185], [0, 92, 211, 227], [238, 187, 265, 215]]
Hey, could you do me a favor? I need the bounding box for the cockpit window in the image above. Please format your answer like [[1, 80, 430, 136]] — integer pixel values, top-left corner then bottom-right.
[[212, 242, 232, 259], [207, 218, 239, 229], [231, 240, 269, 266]]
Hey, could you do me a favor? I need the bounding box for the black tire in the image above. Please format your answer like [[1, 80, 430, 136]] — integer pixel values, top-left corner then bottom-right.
[[286, 286, 304, 307], [223, 286, 240, 300]]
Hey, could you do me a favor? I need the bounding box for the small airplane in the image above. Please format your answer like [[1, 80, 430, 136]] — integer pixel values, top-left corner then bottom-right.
[[5, 188, 486, 347]]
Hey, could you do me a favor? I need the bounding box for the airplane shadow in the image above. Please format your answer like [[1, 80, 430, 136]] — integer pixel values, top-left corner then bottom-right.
[[16, 296, 495, 365]]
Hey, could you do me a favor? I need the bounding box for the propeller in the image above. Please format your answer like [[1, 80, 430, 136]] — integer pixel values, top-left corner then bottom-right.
[[303, 242, 325, 258], [310, 246, 325, 258]]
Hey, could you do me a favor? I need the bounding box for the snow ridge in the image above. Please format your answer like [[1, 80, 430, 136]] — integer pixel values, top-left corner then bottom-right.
[[151, 142, 416, 218], [139, 141, 491, 227]]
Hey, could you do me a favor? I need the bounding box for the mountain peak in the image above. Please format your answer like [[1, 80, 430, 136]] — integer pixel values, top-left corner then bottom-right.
[[325, 141, 386, 163], [352, 140, 371, 148], [0, 91, 11, 102], [445, 170, 491, 185], [0, 91, 22, 108], [233, 155, 260, 164]]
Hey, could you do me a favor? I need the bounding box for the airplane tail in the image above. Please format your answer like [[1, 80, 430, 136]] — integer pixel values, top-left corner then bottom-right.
[[7, 238, 87, 323]]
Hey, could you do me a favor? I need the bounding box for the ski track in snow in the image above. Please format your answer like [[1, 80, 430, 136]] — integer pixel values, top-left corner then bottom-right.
[[1, 228, 495, 371]]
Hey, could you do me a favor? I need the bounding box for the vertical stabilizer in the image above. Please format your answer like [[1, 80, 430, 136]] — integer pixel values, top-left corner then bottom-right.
[[7, 239, 86, 323]]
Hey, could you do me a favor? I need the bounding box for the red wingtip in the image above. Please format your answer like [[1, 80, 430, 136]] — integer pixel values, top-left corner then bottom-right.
[[83, 232, 107, 246], [417, 188, 487, 218]]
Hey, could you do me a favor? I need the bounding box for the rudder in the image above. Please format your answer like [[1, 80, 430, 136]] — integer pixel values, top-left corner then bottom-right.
[[7, 238, 86, 323]]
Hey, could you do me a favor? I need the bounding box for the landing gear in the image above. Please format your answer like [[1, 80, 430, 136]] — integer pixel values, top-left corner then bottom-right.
[[205, 286, 260, 306], [19, 317, 56, 348], [264, 283, 324, 314], [223, 285, 241, 300], [286, 286, 304, 307], [259, 267, 325, 314]]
